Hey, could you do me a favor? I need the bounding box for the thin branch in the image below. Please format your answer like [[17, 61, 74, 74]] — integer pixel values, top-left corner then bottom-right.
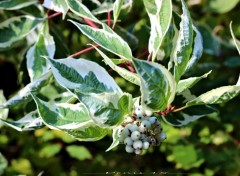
[[147, 52, 152, 61], [172, 105, 188, 113], [137, 49, 149, 58], [107, 10, 111, 27], [70, 44, 99, 58], [47, 12, 62, 20], [83, 18, 99, 29]]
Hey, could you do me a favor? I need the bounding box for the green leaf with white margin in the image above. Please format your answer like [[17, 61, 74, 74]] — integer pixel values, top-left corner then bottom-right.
[[43, 0, 68, 19], [133, 58, 176, 111], [162, 105, 216, 126], [230, 22, 240, 55], [62, 125, 109, 141], [69, 20, 132, 60], [118, 93, 134, 115], [186, 25, 203, 71], [0, 111, 43, 131], [177, 71, 212, 94], [0, 0, 37, 10], [172, 0, 193, 82], [143, 0, 172, 61], [106, 128, 120, 152], [75, 93, 125, 127], [27, 22, 55, 82], [0, 90, 8, 128], [32, 94, 93, 130], [186, 76, 240, 106], [113, 0, 124, 27], [32, 94, 109, 141], [0, 15, 43, 48], [1, 71, 52, 108], [92, 45, 140, 85], [66, 0, 101, 24], [47, 57, 122, 94]]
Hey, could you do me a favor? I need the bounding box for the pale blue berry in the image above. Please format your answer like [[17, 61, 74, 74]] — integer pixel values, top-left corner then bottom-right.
[[136, 114, 144, 121], [138, 126, 146, 133], [135, 106, 143, 115], [124, 137, 133, 145], [133, 140, 143, 149], [135, 149, 142, 155], [125, 145, 134, 153], [122, 128, 130, 137], [148, 116, 158, 124], [131, 131, 141, 141], [159, 132, 167, 141], [119, 135, 125, 143], [143, 141, 150, 149], [141, 120, 151, 128], [128, 124, 139, 132]]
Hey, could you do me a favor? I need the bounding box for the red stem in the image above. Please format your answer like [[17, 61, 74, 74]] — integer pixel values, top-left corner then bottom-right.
[[137, 49, 149, 58], [107, 10, 111, 27], [147, 52, 152, 61], [47, 12, 62, 20], [70, 45, 99, 58], [83, 18, 99, 29]]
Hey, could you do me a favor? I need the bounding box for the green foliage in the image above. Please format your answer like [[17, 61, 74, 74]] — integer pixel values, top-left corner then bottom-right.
[[0, 0, 240, 175]]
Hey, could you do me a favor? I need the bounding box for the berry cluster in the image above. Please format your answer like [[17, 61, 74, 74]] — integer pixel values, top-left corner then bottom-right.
[[118, 106, 166, 155]]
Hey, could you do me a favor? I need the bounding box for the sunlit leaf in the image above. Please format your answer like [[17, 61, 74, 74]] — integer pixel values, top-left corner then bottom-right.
[[133, 58, 176, 111], [144, 0, 172, 61], [106, 128, 120, 152], [66, 0, 101, 24], [69, 20, 132, 60], [0, 15, 43, 48], [206, 0, 239, 14], [43, 0, 68, 19], [93, 45, 140, 85], [39, 144, 62, 158], [172, 0, 193, 82]]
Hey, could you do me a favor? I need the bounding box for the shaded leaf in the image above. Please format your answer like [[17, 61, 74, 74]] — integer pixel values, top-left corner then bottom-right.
[[177, 71, 212, 93], [2, 71, 52, 108], [26, 22, 55, 81], [39, 144, 62, 158], [0, 0, 37, 10], [113, 0, 124, 27], [0, 111, 42, 131], [0, 90, 8, 128], [66, 145, 92, 160], [230, 22, 240, 55], [106, 128, 120, 152], [205, 0, 239, 14], [0, 153, 8, 175]]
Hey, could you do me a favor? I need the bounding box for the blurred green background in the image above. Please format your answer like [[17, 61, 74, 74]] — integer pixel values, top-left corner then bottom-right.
[[0, 0, 240, 175]]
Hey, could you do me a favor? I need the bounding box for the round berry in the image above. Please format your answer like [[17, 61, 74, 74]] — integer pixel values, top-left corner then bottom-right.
[[128, 124, 139, 132], [136, 114, 144, 121], [148, 116, 158, 124], [118, 135, 125, 143], [117, 128, 123, 137], [131, 131, 141, 141], [125, 145, 134, 153], [135, 149, 142, 155], [135, 106, 143, 115], [122, 128, 130, 137], [144, 109, 153, 116], [138, 126, 146, 133], [133, 140, 143, 149], [141, 120, 151, 128], [143, 141, 150, 149], [124, 137, 133, 145], [159, 132, 167, 141]]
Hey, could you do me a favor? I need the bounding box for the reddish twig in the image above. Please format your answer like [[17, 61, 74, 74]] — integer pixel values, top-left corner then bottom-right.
[[157, 105, 175, 116], [83, 18, 99, 29], [137, 49, 149, 58], [147, 52, 152, 61], [47, 12, 62, 20], [107, 10, 111, 27], [70, 44, 99, 58]]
